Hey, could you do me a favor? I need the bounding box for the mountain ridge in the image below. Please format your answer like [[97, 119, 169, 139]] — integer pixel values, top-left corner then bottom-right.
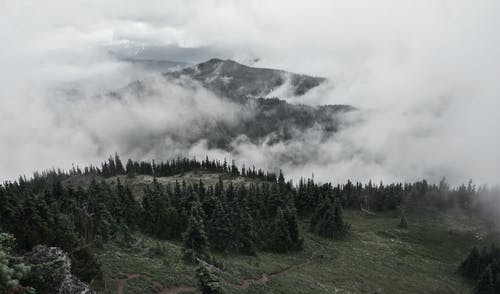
[[103, 58, 351, 153], [163, 58, 327, 98]]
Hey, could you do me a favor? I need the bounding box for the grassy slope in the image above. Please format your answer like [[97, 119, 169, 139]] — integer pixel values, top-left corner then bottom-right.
[[63, 170, 262, 200], [108, 171, 260, 200], [95, 207, 495, 294]]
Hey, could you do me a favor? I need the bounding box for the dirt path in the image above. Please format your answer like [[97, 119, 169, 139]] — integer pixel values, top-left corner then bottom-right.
[[224, 273, 269, 289], [116, 237, 325, 293], [117, 274, 141, 294], [157, 285, 196, 294], [116, 273, 194, 294], [223, 236, 326, 290]]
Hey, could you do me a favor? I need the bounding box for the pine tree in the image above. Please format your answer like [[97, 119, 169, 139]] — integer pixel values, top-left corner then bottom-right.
[[476, 265, 494, 294], [183, 201, 209, 261], [494, 273, 500, 294], [230, 160, 239, 176], [311, 198, 336, 239], [196, 260, 225, 294], [164, 207, 184, 239], [0, 233, 31, 293], [398, 214, 408, 229], [270, 207, 292, 252], [107, 156, 116, 176], [126, 159, 135, 178], [19, 193, 51, 249], [461, 247, 482, 279], [310, 198, 349, 239], [114, 153, 124, 174], [70, 245, 103, 283], [122, 186, 141, 230], [333, 201, 350, 237], [207, 200, 232, 252], [238, 207, 256, 255], [278, 170, 286, 192], [283, 204, 303, 250]]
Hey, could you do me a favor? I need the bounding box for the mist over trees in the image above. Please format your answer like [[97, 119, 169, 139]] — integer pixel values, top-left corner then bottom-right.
[[460, 245, 500, 293]]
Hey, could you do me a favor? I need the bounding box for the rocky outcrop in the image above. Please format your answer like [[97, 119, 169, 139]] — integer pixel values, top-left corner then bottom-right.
[[24, 245, 94, 294]]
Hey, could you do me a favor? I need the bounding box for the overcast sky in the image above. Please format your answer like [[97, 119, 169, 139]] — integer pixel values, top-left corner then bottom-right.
[[1, 0, 499, 185]]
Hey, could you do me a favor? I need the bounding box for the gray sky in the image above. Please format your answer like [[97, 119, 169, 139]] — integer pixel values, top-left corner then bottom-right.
[[1, 0, 499, 185]]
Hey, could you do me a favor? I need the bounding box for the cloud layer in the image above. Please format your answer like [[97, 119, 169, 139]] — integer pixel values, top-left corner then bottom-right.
[[1, 0, 500, 185]]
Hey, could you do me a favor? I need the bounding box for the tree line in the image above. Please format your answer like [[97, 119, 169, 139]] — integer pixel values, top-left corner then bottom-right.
[[29, 154, 277, 183]]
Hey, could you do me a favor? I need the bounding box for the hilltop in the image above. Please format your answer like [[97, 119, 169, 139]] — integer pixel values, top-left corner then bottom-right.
[[107, 59, 352, 151], [164, 58, 326, 98]]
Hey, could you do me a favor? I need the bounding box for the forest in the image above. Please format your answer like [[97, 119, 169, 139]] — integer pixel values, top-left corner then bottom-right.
[[0, 155, 498, 293]]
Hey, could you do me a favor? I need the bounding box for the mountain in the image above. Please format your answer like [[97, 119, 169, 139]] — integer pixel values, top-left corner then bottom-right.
[[163, 58, 326, 98], [108, 59, 351, 153], [202, 98, 352, 150]]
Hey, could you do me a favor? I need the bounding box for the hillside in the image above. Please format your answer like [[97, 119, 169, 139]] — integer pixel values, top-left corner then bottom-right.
[[98, 207, 485, 294], [163, 58, 326, 98], [85, 168, 496, 293], [108, 60, 352, 151], [2, 156, 500, 293]]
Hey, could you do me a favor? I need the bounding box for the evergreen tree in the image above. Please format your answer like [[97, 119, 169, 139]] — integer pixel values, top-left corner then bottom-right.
[[183, 201, 209, 261], [269, 207, 292, 252], [122, 186, 141, 230], [114, 153, 124, 174], [310, 198, 337, 239], [398, 214, 408, 229], [283, 204, 303, 250], [0, 233, 31, 293], [461, 247, 482, 279], [126, 159, 135, 178], [230, 160, 239, 176], [226, 187, 257, 255], [70, 245, 103, 283], [476, 265, 494, 294], [237, 204, 257, 255], [196, 261, 225, 294], [207, 200, 232, 252], [310, 198, 349, 239]]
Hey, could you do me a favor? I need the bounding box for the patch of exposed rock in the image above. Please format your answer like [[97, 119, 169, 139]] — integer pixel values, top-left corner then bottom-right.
[[25, 245, 94, 294]]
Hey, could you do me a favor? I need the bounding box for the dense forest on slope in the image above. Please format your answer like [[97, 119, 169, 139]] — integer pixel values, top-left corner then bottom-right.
[[1, 155, 499, 293]]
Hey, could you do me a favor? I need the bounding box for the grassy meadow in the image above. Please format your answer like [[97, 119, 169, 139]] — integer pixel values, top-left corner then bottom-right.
[[93, 207, 495, 293]]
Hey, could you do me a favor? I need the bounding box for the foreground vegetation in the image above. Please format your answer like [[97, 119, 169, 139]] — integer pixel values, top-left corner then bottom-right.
[[95, 208, 495, 293], [1, 155, 499, 293]]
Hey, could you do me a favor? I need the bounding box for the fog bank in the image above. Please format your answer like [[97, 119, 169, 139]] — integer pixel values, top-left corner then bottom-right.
[[1, 0, 500, 185]]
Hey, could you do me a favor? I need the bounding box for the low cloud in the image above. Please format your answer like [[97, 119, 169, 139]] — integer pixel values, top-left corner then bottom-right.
[[1, 0, 500, 186]]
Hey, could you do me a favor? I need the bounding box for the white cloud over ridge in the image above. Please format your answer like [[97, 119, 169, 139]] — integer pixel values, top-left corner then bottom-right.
[[1, 0, 500, 185]]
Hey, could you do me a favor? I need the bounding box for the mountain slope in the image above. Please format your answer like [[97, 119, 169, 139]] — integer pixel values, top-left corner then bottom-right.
[[164, 58, 326, 98], [203, 97, 352, 150], [110, 81, 352, 152], [107, 59, 351, 153]]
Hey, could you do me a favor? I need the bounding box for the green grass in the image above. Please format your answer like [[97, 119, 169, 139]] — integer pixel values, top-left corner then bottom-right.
[[95, 208, 495, 294], [96, 236, 197, 293]]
